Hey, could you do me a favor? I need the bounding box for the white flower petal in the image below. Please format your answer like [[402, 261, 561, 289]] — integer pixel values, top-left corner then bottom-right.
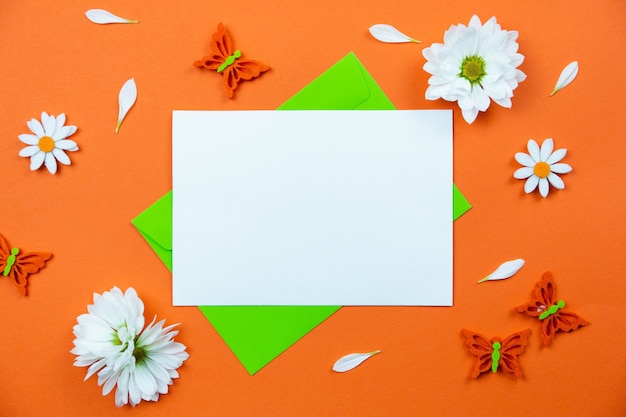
[[550, 61, 578, 96], [44, 152, 57, 174], [52, 148, 71, 165], [30, 152, 45, 170], [56, 113, 66, 128], [42, 113, 56, 137], [547, 172, 565, 189], [527, 140, 541, 162], [524, 175, 539, 193], [116, 78, 137, 133], [368, 24, 420, 43], [477, 259, 525, 283], [332, 351, 381, 372], [55, 139, 79, 151], [550, 163, 572, 174], [19, 146, 40, 157], [27, 118, 44, 137], [513, 166, 533, 179], [514, 152, 535, 167], [540, 138, 554, 162], [546, 148, 567, 164], [461, 106, 479, 124], [18, 134, 39, 145], [538, 178, 549, 197], [85, 9, 139, 25]]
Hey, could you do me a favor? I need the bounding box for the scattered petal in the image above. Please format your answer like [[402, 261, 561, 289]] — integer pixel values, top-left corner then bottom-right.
[[477, 259, 525, 283], [332, 350, 381, 373], [85, 9, 139, 25], [116, 78, 137, 133], [549, 61, 578, 96], [368, 24, 421, 43]]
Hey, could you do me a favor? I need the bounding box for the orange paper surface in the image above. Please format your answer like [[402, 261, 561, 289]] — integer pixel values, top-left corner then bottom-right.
[[1, 1, 625, 416]]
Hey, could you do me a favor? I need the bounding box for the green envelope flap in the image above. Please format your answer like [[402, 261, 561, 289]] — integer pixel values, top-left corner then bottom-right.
[[132, 52, 472, 375], [278, 52, 395, 111]]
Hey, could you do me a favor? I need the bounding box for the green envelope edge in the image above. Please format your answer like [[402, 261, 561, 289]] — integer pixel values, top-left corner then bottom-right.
[[132, 52, 472, 375]]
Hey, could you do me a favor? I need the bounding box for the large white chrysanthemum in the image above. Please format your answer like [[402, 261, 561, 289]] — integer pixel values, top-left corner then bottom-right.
[[18, 112, 79, 174], [71, 287, 189, 407], [422, 15, 527, 124]]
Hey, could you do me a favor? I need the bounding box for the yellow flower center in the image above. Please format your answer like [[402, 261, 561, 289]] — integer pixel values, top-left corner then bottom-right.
[[459, 55, 486, 85], [38, 136, 55, 153], [533, 162, 551, 178]]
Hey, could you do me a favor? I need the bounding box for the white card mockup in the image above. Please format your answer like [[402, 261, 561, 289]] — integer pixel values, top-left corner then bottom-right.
[[173, 110, 452, 306]]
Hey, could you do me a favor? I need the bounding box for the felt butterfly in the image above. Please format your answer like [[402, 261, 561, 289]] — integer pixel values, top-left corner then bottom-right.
[[0, 233, 52, 296], [461, 329, 531, 378], [193, 23, 270, 98], [515, 271, 589, 346]]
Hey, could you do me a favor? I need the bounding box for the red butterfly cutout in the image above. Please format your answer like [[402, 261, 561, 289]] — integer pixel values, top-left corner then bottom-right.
[[193, 23, 270, 98], [0, 233, 52, 296], [515, 271, 589, 346], [461, 329, 531, 378]]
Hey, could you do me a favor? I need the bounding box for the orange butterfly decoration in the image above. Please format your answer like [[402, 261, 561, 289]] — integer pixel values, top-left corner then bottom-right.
[[461, 329, 531, 378], [0, 233, 52, 296], [515, 271, 589, 346], [194, 23, 270, 98]]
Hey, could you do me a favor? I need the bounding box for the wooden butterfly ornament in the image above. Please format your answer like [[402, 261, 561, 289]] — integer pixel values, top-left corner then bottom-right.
[[0, 233, 52, 296], [461, 329, 531, 378], [515, 271, 589, 346], [194, 23, 270, 98]]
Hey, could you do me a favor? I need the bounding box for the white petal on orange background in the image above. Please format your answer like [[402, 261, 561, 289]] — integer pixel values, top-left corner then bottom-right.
[[116, 78, 137, 133], [477, 259, 525, 283], [369, 24, 420, 43], [85, 9, 139, 25], [549, 61, 578, 96], [332, 350, 381, 373]]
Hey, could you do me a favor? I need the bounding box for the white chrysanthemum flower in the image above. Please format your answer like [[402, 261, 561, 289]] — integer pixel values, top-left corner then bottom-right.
[[71, 287, 189, 407], [514, 138, 572, 198], [422, 15, 526, 124], [18, 112, 79, 174]]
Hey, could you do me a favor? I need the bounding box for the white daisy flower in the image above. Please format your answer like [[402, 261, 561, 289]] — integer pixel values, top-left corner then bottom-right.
[[422, 15, 527, 124], [18, 111, 79, 174], [514, 138, 572, 197], [71, 287, 189, 407]]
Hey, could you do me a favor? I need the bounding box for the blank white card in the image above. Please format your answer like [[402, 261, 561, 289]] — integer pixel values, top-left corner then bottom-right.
[[172, 110, 452, 306]]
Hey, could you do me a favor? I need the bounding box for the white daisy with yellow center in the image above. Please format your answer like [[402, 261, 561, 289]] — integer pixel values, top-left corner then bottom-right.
[[422, 15, 526, 124], [72, 287, 189, 407], [18, 112, 78, 174], [514, 138, 572, 197]]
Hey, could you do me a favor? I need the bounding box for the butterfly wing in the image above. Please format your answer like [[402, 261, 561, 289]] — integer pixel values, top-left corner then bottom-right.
[[0, 233, 10, 272], [498, 329, 531, 377], [193, 23, 233, 70], [461, 329, 494, 378], [7, 251, 52, 296], [515, 271, 557, 318], [540, 310, 589, 346], [221, 59, 270, 98]]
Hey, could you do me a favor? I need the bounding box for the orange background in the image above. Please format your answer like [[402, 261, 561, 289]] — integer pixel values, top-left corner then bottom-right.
[[1, 0, 625, 416]]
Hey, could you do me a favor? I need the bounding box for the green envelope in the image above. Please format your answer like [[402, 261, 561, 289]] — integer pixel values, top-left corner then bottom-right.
[[132, 52, 471, 375]]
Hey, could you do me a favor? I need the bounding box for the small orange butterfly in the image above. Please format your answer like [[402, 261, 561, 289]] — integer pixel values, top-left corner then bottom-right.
[[194, 23, 270, 98], [516, 271, 589, 346], [461, 329, 531, 378], [0, 233, 52, 296]]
